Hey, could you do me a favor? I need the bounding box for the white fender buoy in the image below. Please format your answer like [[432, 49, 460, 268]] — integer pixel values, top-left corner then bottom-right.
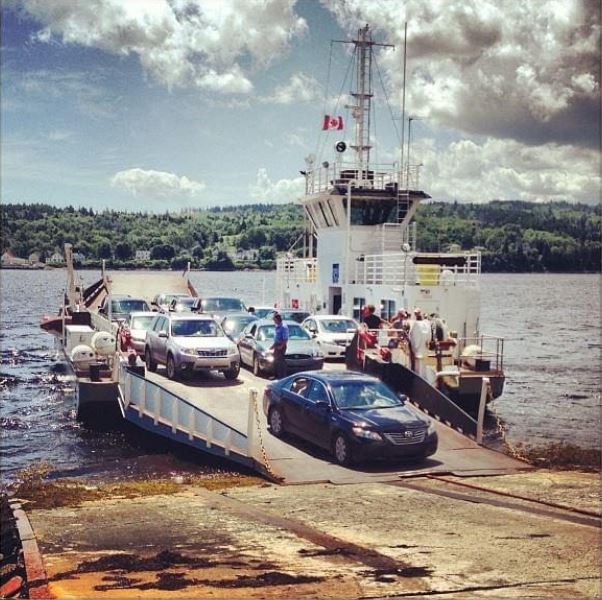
[[460, 344, 481, 369], [70, 344, 96, 369], [91, 331, 116, 356]]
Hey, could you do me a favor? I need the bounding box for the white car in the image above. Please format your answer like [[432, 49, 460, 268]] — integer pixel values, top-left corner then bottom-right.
[[120, 311, 157, 353], [302, 315, 359, 358], [145, 313, 240, 380]]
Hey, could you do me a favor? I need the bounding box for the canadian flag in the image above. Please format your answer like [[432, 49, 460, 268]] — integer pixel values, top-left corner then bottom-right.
[[322, 115, 344, 130]]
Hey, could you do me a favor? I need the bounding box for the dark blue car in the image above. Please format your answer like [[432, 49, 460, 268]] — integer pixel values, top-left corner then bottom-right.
[[263, 371, 438, 466]]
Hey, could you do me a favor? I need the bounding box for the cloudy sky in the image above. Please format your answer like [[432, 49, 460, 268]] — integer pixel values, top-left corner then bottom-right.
[[2, 0, 600, 211]]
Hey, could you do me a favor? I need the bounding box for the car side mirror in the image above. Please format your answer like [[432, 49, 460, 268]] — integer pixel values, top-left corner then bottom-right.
[[315, 400, 330, 410], [158, 330, 168, 338]]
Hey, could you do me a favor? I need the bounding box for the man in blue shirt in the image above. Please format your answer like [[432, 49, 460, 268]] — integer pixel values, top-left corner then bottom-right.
[[271, 312, 289, 379]]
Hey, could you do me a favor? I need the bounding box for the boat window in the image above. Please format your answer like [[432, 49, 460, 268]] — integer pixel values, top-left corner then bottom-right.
[[308, 203, 326, 228], [380, 300, 396, 321], [317, 201, 331, 227], [342, 198, 397, 225], [352, 297, 366, 321], [326, 199, 340, 226], [304, 207, 318, 231]]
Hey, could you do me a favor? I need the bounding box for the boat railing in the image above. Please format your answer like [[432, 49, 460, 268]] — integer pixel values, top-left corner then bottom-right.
[[90, 312, 117, 334], [305, 162, 421, 195], [118, 363, 252, 465], [457, 334, 504, 372], [276, 256, 319, 284], [354, 252, 481, 287]]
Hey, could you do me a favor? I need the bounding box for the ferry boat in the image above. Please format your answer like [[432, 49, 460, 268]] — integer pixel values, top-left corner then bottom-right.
[[275, 25, 504, 412]]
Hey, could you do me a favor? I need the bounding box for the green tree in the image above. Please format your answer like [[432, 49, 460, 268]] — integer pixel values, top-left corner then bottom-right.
[[114, 241, 133, 260]]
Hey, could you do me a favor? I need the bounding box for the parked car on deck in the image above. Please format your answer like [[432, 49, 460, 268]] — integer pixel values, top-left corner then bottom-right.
[[264, 309, 311, 323], [151, 292, 190, 313], [238, 319, 323, 377], [302, 315, 359, 358], [99, 296, 151, 322], [118, 311, 157, 352], [144, 313, 240, 381], [169, 296, 197, 312], [251, 306, 277, 319], [263, 371, 438, 466], [221, 312, 259, 342], [192, 297, 247, 320]]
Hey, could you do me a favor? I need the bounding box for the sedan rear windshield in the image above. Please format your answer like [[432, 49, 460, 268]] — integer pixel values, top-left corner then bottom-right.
[[202, 298, 246, 312], [130, 316, 155, 330], [112, 300, 149, 313], [171, 320, 221, 337], [320, 319, 357, 333], [257, 324, 310, 341], [331, 381, 403, 410]]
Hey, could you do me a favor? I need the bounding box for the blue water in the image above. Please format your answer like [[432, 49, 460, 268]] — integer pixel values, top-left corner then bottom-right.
[[0, 269, 599, 481]]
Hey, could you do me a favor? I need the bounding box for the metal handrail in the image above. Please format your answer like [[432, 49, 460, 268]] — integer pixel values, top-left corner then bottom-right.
[[118, 365, 249, 462]]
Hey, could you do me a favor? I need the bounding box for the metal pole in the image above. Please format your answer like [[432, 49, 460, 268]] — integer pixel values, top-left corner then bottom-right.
[[399, 21, 407, 187], [406, 116, 413, 188], [476, 377, 490, 444], [246, 387, 259, 460], [345, 183, 352, 285]]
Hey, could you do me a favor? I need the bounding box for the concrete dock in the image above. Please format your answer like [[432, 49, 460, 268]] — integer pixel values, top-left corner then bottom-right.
[[25, 470, 601, 599]]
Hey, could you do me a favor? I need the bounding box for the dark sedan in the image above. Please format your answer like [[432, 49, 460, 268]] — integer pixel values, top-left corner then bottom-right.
[[262, 371, 438, 466], [221, 312, 259, 342]]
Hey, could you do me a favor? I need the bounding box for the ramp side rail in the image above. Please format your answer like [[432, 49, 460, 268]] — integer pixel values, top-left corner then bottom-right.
[[117, 364, 255, 468]]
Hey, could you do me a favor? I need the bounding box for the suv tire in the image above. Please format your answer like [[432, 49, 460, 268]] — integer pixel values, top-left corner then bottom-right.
[[166, 354, 178, 380], [223, 364, 240, 380], [145, 348, 157, 372]]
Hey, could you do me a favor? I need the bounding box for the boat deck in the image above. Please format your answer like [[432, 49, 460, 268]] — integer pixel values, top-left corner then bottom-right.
[[143, 362, 527, 485], [88, 271, 194, 311], [86, 271, 527, 485]]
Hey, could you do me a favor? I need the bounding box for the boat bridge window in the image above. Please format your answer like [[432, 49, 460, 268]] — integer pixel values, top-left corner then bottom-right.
[[326, 199, 339, 226], [343, 198, 397, 225], [317, 201, 331, 227], [380, 299, 396, 321], [352, 297, 366, 321]]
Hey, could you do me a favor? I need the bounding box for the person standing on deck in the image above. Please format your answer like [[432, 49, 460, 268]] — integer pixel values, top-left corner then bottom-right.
[[362, 304, 388, 330], [409, 308, 431, 378], [271, 313, 289, 379]]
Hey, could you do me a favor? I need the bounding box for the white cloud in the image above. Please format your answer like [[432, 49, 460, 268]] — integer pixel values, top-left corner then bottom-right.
[[17, 0, 307, 94], [111, 168, 206, 199], [249, 168, 305, 203], [262, 73, 322, 104], [324, 0, 600, 148], [417, 137, 600, 204]]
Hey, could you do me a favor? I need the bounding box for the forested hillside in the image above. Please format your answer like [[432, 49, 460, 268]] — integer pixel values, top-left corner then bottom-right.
[[1, 201, 600, 272]]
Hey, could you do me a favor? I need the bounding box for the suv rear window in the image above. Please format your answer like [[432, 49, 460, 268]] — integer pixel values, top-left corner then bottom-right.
[[171, 319, 221, 337]]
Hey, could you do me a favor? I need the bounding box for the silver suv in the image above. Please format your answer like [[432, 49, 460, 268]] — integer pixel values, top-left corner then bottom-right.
[[145, 313, 240, 381]]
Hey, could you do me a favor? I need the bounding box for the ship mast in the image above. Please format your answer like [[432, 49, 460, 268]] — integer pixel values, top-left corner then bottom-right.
[[340, 25, 393, 180]]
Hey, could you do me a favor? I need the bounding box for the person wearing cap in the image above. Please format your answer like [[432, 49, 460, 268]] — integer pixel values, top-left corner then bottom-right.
[[270, 312, 289, 379], [409, 307, 432, 377], [391, 309, 409, 332]]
